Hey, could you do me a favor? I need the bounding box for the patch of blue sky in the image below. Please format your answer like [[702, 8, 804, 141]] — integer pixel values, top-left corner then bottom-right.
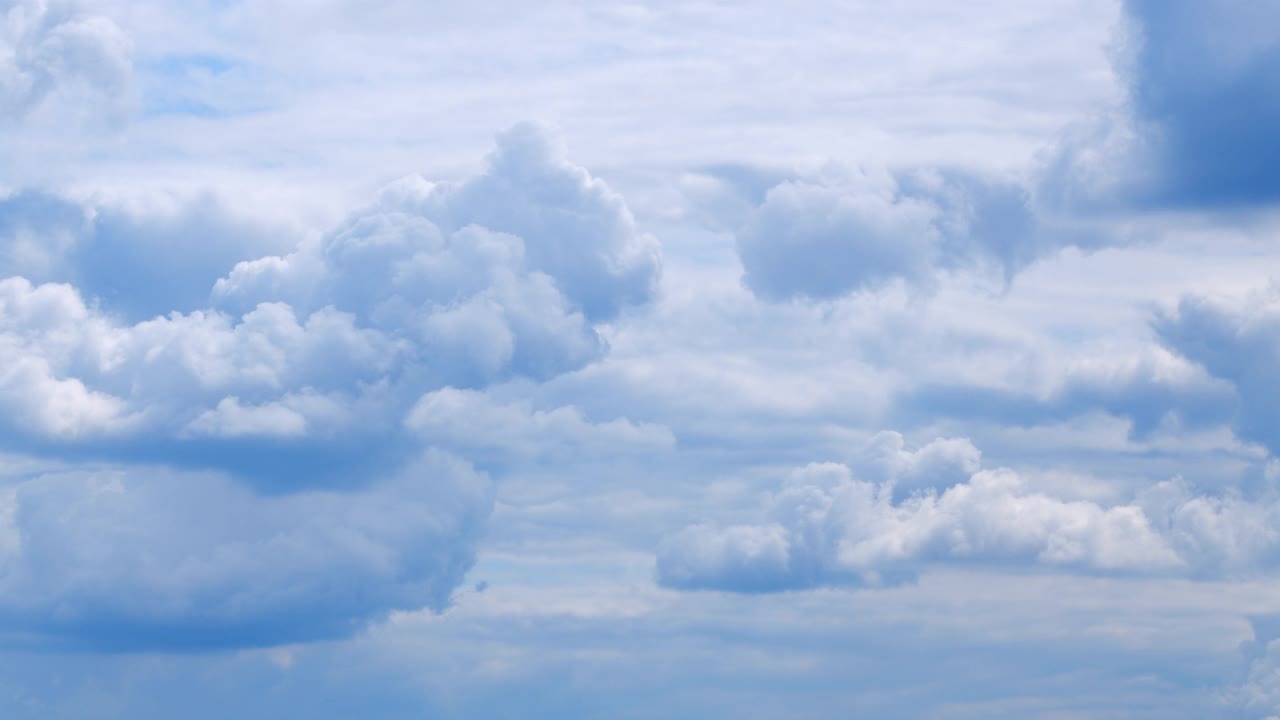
[[144, 53, 237, 78]]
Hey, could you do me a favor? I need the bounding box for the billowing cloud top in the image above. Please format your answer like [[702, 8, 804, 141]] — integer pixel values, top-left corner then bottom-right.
[[1, 123, 660, 482], [0, 124, 661, 650], [658, 433, 1280, 593]]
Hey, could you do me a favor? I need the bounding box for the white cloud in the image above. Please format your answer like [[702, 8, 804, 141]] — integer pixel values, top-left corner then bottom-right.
[[213, 123, 660, 326], [0, 127, 659, 485], [0, 1, 1272, 716], [184, 396, 308, 439], [858, 431, 981, 498], [735, 173, 940, 300], [1139, 477, 1280, 575], [0, 0, 132, 120], [0, 125, 664, 650], [0, 354, 132, 437], [655, 435, 1280, 592]]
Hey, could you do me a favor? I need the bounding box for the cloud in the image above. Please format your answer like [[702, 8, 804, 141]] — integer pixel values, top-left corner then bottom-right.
[[185, 396, 309, 439], [857, 431, 981, 501], [1228, 615, 1280, 718], [218, 122, 659, 325], [1042, 0, 1280, 210], [733, 166, 1096, 302], [0, 276, 405, 474], [895, 347, 1238, 439], [0, 450, 491, 651], [0, 125, 658, 489], [657, 435, 1280, 593], [1155, 284, 1280, 456], [0, 353, 131, 438], [1137, 477, 1280, 575], [731, 1, 1280, 304], [0, 189, 293, 322], [0, 124, 660, 649], [213, 123, 660, 374], [0, 0, 133, 120], [735, 172, 939, 301], [1236, 644, 1280, 719]]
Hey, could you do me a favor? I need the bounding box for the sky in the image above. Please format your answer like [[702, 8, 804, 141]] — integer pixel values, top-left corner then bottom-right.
[[2, 0, 1280, 717]]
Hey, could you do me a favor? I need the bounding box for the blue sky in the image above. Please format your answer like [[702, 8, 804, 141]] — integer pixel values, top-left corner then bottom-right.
[[2, 0, 1280, 717]]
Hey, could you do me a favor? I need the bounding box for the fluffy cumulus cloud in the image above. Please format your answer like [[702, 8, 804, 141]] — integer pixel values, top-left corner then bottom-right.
[[657, 435, 1280, 593], [0, 0, 132, 120], [0, 124, 660, 649], [213, 125, 658, 380], [855, 431, 982, 501], [0, 124, 659, 483], [215, 124, 659, 324], [1043, 0, 1280, 210], [1155, 284, 1280, 455]]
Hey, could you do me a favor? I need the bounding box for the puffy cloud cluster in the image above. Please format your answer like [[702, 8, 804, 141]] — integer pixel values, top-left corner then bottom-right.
[[856, 431, 981, 501], [0, 450, 491, 651], [1155, 285, 1280, 456], [657, 436, 1280, 592], [215, 123, 659, 324], [0, 125, 659, 484], [1043, 0, 1280, 210], [0, 275, 408, 487], [0, 0, 132, 120], [0, 124, 661, 648], [212, 124, 659, 384]]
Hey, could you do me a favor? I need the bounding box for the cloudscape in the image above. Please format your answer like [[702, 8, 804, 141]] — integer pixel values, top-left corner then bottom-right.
[[2, 0, 1280, 717]]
